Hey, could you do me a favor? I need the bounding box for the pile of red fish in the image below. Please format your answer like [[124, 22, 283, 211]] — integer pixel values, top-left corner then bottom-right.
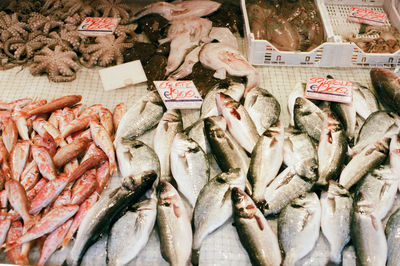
[[0, 95, 125, 265]]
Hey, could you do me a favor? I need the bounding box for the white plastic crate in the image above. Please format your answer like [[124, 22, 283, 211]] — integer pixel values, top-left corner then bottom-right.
[[322, 0, 400, 67]]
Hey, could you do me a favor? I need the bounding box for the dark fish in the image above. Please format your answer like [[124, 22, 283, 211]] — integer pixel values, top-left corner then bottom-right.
[[371, 68, 400, 114]]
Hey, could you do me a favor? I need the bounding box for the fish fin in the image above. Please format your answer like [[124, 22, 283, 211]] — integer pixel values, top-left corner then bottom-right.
[[370, 215, 379, 231], [254, 215, 264, 231], [191, 249, 200, 266], [173, 203, 181, 218]]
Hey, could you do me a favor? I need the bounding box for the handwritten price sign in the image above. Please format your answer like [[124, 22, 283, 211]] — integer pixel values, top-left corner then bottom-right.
[[154, 81, 203, 109], [305, 77, 352, 103], [347, 7, 387, 26], [78, 17, 120, 36]]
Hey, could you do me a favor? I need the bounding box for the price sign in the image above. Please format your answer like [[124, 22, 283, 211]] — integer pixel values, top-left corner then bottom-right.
[[154, 81, 203, 110], [305, 77, 352, 103], [78, 17, 120, 36], [347, 7, 387, 26]]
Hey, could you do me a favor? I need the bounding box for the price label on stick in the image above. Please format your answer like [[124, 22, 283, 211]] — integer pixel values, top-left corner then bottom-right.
[[78, 17, 120, 36], [305, 77, 353, 104], [154, 81, 203, 110], [347, 7, 387, 26]]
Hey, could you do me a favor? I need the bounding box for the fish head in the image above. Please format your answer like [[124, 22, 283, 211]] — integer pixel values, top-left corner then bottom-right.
[[216, 92, 238, 114], [157, 181, 179, 206], [294, 158, 318, 182], [204, 117, 227, 138], [216, 168, 245, 189], [173, 133, 199, 156], [122, 170, 157, 191], [354, 191, 375, 214], [327, 181, 350, 198], [231, 187, 256, 218]]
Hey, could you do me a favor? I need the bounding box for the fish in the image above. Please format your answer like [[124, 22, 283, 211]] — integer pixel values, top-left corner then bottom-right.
[[204, 116, 250, 174], [316, 113, 347, 186], [370, 68, 400, 114], [0, 98, 32, 111], [58, 115, 97, 143], [20, 160, 39, 191], [96, 161, 110, 194], [263, 158, 317, 216], [232, 187, 281, 266], [32, 117, 63, 141], [283, 127, 316, 167], [26, 178, 47, 202], [278, 193, 321, 266], [351, 111, 399, 155], [114, 91, 164, 142], [339, 138, 389, 189], [2, 118, 18, 153], [216, 92, 259, 153], [351, 194, 387, 266], [320, 181, 352, 264], [12, 108, 30, 140], [331, 100, 357, 141], [170, 133, 209, 207], [6, 221, 29, 265], [90, 119, 117, 175], [112, 102, 126, 131], [68, 150, 108, 183], [287, 83, 305, 126], [192, 168, 245, 264], [32, 131, 57, 156], [52, 189, 72, 208], [107, 197, 157, 266], [199, 42, 260, 95], [385, 208, 400, 266], [185, 119, 211, 155], [99, 107, 114, 137], [131, 0, 221, 21], [32, 144, 57, 181], [342, 245, 357, 266], [248, 124, 284, 204], [26, 95, 82, 116], [244, 87, 281, 135], [153, 109, 183, 182], [293, 97, 323, 141], [355, 164, 398, 220], [157, 181, 192, 266], [70, 172, 97, 205], [10, 140, 30, 181], [53, 137, 90, 169], [209, 27, 239, 49], [0, 217, 11, 248], [66, 171, 156, 266], [295, 233, 330, 266], [168, 45, 202, 80], [390, 132, 400, 191], [200, 82, 245, 119], [352, 82, 380, 120], [5, 180, 34, 228]]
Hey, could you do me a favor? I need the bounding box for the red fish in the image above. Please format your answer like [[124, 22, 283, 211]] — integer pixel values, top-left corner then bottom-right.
[[2, 118, 18, 153], [32, 144, 57, 181], [27, 95, 82, 116], [10, 140, 30, 182], [71, 172, 97, 205]]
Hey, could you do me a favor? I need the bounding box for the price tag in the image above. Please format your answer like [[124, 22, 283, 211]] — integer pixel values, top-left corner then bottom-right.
[[154, 81, 203, 110], [347, 7, 387, 26], [78, 17, 120, 36], [99, 60, 147, 91], [305, 77, 352, 103]]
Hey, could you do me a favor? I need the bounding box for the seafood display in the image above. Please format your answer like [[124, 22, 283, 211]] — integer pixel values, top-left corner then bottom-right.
[[246, 0, 325, 51]]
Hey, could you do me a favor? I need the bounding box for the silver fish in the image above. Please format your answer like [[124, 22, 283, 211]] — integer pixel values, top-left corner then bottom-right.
[[293, 97, 323, 141], [232, 187, 281, 266], [107, 198, 157, 266], [352, 111, 399, 155], [278, 193, 321, 266], [389, 132, 400, 191], [320, 182, 352, 264], [244, 87, 280, 135], [200, 82, 245, 119], [283, 127, 316, 167], [170, 133, 209, 207], [157, 181, 192, 266], [114, 91, 164, 143], [295, 232, 330, 266], [81, 233, 108, 266], [316, 113, 347, 186], [216, 92, 259, 153], [185, 119, 210, 155], [248, 124, 284, 204], [153, 109, 183, 182], [339, 138, 389, 189], [192, 168, 245, 264], [351, 195, 387, 266], [342, 245, 357, 266], [287, 83, 305, 126], [331, 100, 357, 141], [263, 159, 317, 216], [355, 164, 398, 220], [385, 208, 400, 266], [352, 82, 379, 120]]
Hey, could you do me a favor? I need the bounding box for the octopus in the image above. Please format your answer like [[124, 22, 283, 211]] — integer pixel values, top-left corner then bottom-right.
[[114, 24, 138, 43], [79, 34, 133, 67], [97, 0, 133, 24], [48, 28, 83, 51], [28, 12, 64, 34], [64, 13, 84, 30], [63, 0, 99, 19], [3, 0, 43, 15], [0, 13, 29, 42], [30, 45, 81, 82], [41, 0, 64, 16]]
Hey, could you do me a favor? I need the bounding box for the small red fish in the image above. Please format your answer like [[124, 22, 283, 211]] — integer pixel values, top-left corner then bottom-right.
[[32, 131, 57, 156], [2, 118, 18, 153], [6, 221, 29, 265], [20, 160, 40, 191], [5, 180, 34, 228], [96, 161, 110, 194], [32, 144, 57, 181], [70, 172, 97, 205], [26, 179, 48, 202], [9, 140, 30, 182], [53, 137, 90, 169], [113, 102, 126, 131], [69, 150, 108, 183], [27, 95, 82, 117], [99, 107, 114, 137]]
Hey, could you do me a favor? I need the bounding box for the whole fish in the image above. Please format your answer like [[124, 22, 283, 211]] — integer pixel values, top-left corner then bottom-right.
[[170, 133, 209, 207], [371, 68, 400, 114], [5, 180, 34, 228], [278, 193, 321, 266], [114, 91, 164, 142], [216, 92, 259, 153], [66, 171, 156, 266], [10, 140, 30, 181], [70, 172, 97, 205], [320, 181, 352, 264], [293, 97, 323, 141], [2, 118, 18, 153], [108, 197, 157, 266], [385, 208, 400, 266], [69, 151, 108, 183], [53, 137, 90, 168], [12, 108, 29, 140], [316, 113, 347, 186], [248, 124, 284, 204], [27, 95, 82, 116], [20, 160, 39, 191], [192, 168, 245, 264], [32, 144, 57, 180], [232, 187, 281, 266], [352, 111, 399, 155], [339, 138, 389, 189], [116, 139, 160, 184], [283, 128, 316, 167], [355, 164, 398, 220], [0, 98, 32, 111], [153, 109, 183, 182], [6, 221, 29, 265], [204, 116, 249, 174], [112, 102, 126, 131], [331, 100, 357, 141], [352, 82, 379, 120], [157, 182, 192, 266], [99, 107, 114, 137], [287, 83, 305, 126], [263, 158, 317, 216], [351, 194, 387, 266], [244, 87, 281, 135], [32, 131, 57, 156], [200, 82, 245, 119]]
